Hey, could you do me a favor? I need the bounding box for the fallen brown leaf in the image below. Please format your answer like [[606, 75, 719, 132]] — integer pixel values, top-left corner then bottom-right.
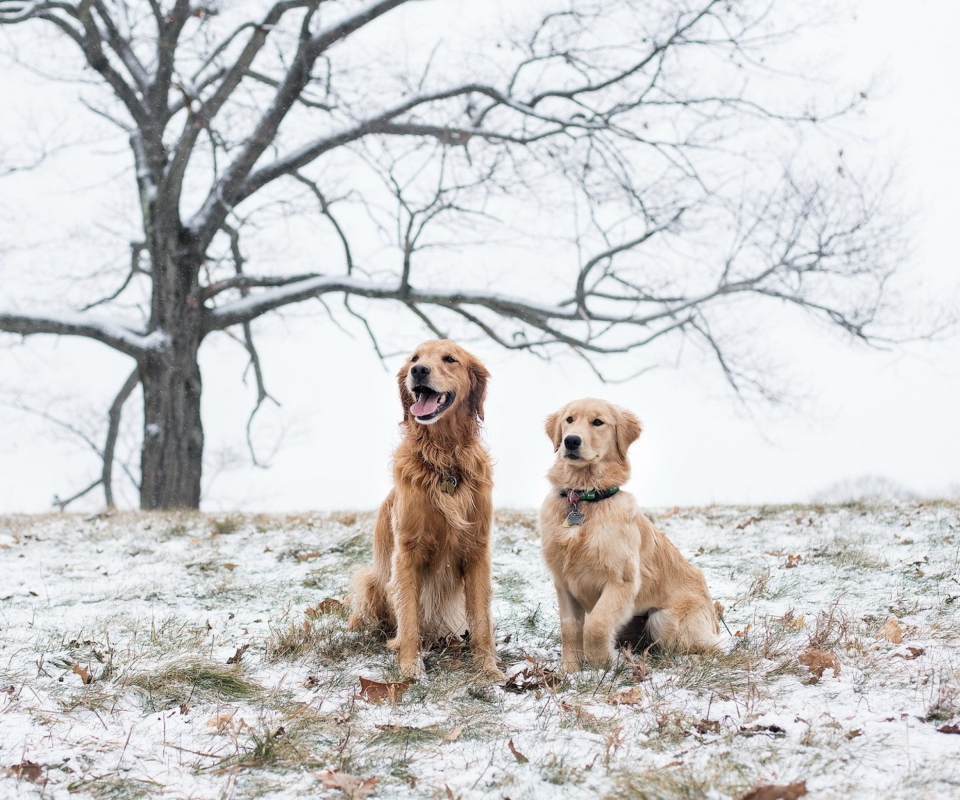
[[356, 676, 410, 704], [206, 712, 238, 731], [695, 719, 721, 734], [878, 616, 904, 644], [374, 724, 418, 734], [611, 686, 644, 705], [507, 738, 528, 763], [736, 517, 756, 530], [297, 550, 323, 562], [845, 728, 863, 739], [444, 785, 460, 800], [893, 646, 924, 660], [502, 659, 560, 693], [603, 727, 625, 765], [784, 554, 802, 569], [305, 598, 344, 619], [2, 761, 44, 785], [734, 624, 752, 638], [442, 724, 464, 743], [71, 663, 92, 685], [938, 723, 960, 734], [315, 769, 378, 799], [780, 610, 806, 629], [739, 724, 786, 736], [226, 643, 249, 665], [559, 701, 599, 723], [798, 647, 840, 682], [741, 781, 808, 800], [622, 649, 651, 682]]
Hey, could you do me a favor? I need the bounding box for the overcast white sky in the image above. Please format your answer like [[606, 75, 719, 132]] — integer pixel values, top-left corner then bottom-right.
[[0, 0, 958, 513]]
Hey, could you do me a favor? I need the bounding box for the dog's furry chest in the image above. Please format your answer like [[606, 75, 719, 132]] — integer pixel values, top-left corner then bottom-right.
[[540, 496, 640, 609]]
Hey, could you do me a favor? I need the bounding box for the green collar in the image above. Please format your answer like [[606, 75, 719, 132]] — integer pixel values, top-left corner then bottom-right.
[[561, 487, 620, 503]]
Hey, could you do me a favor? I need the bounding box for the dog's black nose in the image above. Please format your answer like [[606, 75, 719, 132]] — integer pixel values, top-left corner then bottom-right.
[[410, 364, 431, 381], [564, 434, 582, 450]]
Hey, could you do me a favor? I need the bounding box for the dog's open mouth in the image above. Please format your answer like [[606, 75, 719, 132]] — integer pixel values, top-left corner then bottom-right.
[[410, 386, 455, 422]]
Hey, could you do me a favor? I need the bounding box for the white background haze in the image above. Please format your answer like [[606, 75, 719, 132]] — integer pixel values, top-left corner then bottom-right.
[[0, 0, 958, 513]]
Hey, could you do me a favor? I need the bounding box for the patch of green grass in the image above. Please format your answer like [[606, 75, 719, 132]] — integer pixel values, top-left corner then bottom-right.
[[66, 776, 160, 800], [539, 752, 588, 786], [812, 534, 888, 570], [605, 756, 753, 800], [324, 532, 372, 565], [125, 660, 260, 711], [924, 672, 960, 722], [369, 723, 445, 747], [495, 569, 528, 605], [58, 684, 116, 713], [210, 514, 244, 535], [745, 566, 772, 600]]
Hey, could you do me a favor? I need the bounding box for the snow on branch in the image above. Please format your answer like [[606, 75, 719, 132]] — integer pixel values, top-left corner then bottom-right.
[[0, 309, 167, 357]]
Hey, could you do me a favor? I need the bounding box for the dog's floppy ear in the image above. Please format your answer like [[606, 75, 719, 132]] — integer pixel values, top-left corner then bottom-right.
[[397, 363, 412, 422], [467, 358, 490, 421], [614, 406, 642, 461], [544, 408, 565, 452]]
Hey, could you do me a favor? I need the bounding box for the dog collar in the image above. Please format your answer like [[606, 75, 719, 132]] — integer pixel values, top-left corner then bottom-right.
[[416, 452, 460, 494], [561, 487, 620, 503], [560, 487, 619, 527]]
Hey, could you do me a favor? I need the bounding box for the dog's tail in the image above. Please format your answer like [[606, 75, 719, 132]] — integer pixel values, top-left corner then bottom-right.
[[348, 567, 394, 633]]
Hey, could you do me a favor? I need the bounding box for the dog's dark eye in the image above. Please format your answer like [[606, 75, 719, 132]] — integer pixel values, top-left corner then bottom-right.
[[565, 416, 574, 424], [443, 356, 457, 363], [411, 355, 419, 362], [592, 419, 604, 426]]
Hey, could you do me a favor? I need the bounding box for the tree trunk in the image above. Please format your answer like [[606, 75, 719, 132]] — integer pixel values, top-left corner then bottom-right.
[[139, 325, 204, 509], [139, 223, 206, 510]]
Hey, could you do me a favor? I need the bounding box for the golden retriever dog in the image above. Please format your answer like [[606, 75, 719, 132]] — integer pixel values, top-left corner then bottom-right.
[[349, 340, 501, 679], [540, 398, 720, 671]]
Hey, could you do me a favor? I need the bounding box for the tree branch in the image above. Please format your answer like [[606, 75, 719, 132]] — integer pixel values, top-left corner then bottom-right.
[[189, 0, 415, 247], [102, 366, 140, 507], [0, 309, 165, 357]]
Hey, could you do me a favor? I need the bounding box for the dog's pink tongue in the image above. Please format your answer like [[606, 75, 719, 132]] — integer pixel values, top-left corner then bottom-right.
[[411, 392, 440, 417]]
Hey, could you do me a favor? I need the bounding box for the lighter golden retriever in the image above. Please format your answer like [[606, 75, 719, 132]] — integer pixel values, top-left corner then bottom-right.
[[540, 398, 719, 670], [349, 340, 501, 679]]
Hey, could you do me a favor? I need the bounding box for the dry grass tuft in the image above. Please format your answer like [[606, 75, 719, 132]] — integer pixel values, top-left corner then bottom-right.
[[124, 660, 260, 711]]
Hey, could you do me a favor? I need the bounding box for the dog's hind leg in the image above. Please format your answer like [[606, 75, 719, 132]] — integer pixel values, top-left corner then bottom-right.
[[349, 567, 393, 631], [348, 495, 396, 632], [646, 598, 720, 653]]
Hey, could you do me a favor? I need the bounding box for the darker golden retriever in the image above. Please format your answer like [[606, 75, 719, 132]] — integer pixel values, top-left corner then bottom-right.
[[349, 340, 501, 679], [540, 398, 720, 670]]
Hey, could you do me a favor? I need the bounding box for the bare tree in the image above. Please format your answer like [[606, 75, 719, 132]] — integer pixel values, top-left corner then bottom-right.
[[0, 0, 902, 509]]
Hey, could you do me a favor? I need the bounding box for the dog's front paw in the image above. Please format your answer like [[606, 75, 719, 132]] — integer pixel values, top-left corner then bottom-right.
[[476, 656, 505, 683], [398, 656, 425, 679], [583, 642, 615, 669], [560, 655, 582, 673], [347, 612, 364, 632]]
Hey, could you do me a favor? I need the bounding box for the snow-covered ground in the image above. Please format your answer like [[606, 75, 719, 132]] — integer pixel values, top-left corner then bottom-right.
[[2, 503, 959, 799]]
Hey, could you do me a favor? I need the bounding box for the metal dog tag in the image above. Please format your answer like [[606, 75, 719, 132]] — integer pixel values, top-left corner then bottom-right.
[[440, 476, 458, 494], [563, 506, 584, 527]]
